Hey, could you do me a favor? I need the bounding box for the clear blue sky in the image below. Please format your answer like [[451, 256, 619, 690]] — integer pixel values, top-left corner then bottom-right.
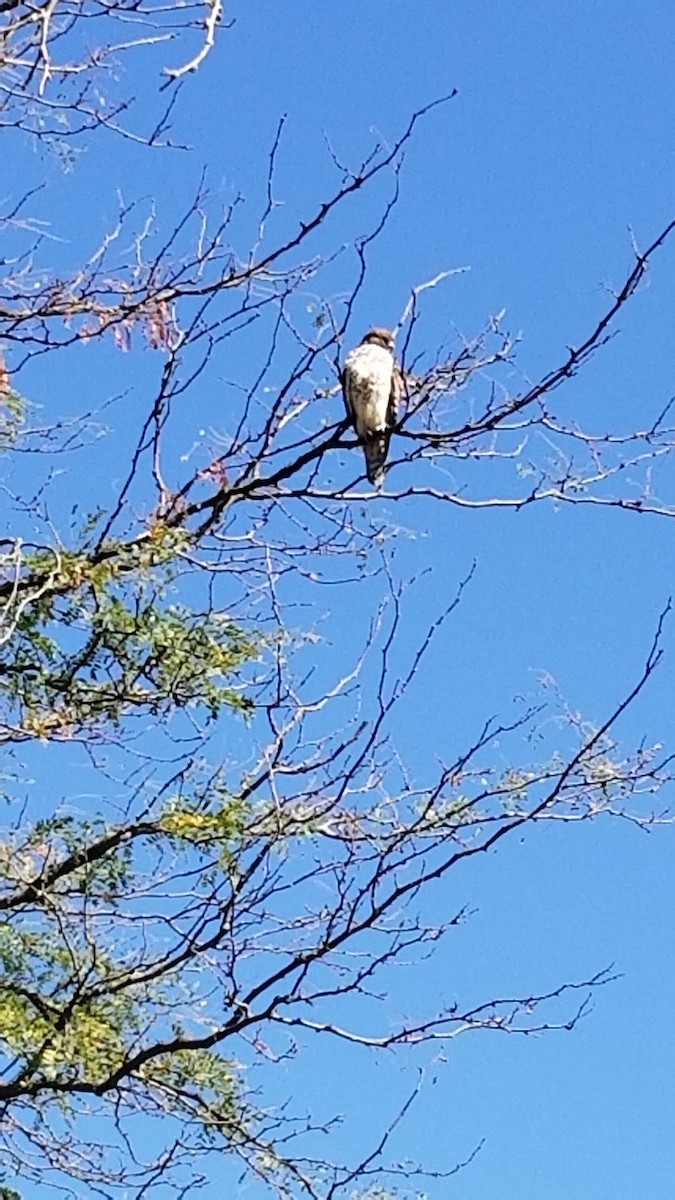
[[7, 2, 675, 1197]]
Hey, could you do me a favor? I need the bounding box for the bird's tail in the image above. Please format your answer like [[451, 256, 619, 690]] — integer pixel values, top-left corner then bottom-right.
[[364, 433, 389, 487]]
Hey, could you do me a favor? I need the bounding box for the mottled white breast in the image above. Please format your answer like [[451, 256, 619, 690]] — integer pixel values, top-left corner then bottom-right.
[[343, 343, 394, 438]]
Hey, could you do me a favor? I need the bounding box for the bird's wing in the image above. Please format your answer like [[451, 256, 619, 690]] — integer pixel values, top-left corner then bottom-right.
[[387, 363, 402, 429], [341, 365, 355, 422]]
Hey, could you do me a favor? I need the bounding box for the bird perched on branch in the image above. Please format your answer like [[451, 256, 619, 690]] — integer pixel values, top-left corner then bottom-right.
[[342, 327, 401, 486]]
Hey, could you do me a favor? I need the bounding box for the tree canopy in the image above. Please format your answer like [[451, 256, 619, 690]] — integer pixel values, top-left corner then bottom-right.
[[1, 4, 674, 1198]]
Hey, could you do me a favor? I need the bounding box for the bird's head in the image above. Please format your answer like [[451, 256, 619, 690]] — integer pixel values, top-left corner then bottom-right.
[[362, 327, 396, 351]]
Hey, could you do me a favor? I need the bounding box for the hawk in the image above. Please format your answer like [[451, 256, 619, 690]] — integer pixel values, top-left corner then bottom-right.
[[342, 327, 401, 486]]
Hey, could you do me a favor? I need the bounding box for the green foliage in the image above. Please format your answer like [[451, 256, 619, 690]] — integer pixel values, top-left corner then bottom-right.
[[0, 792, 251, 1144], [0, 1186, 22, 1200], [0, 388, 25, 446], [0, 539, 257, 739], [0, 507, 264, 1183]]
